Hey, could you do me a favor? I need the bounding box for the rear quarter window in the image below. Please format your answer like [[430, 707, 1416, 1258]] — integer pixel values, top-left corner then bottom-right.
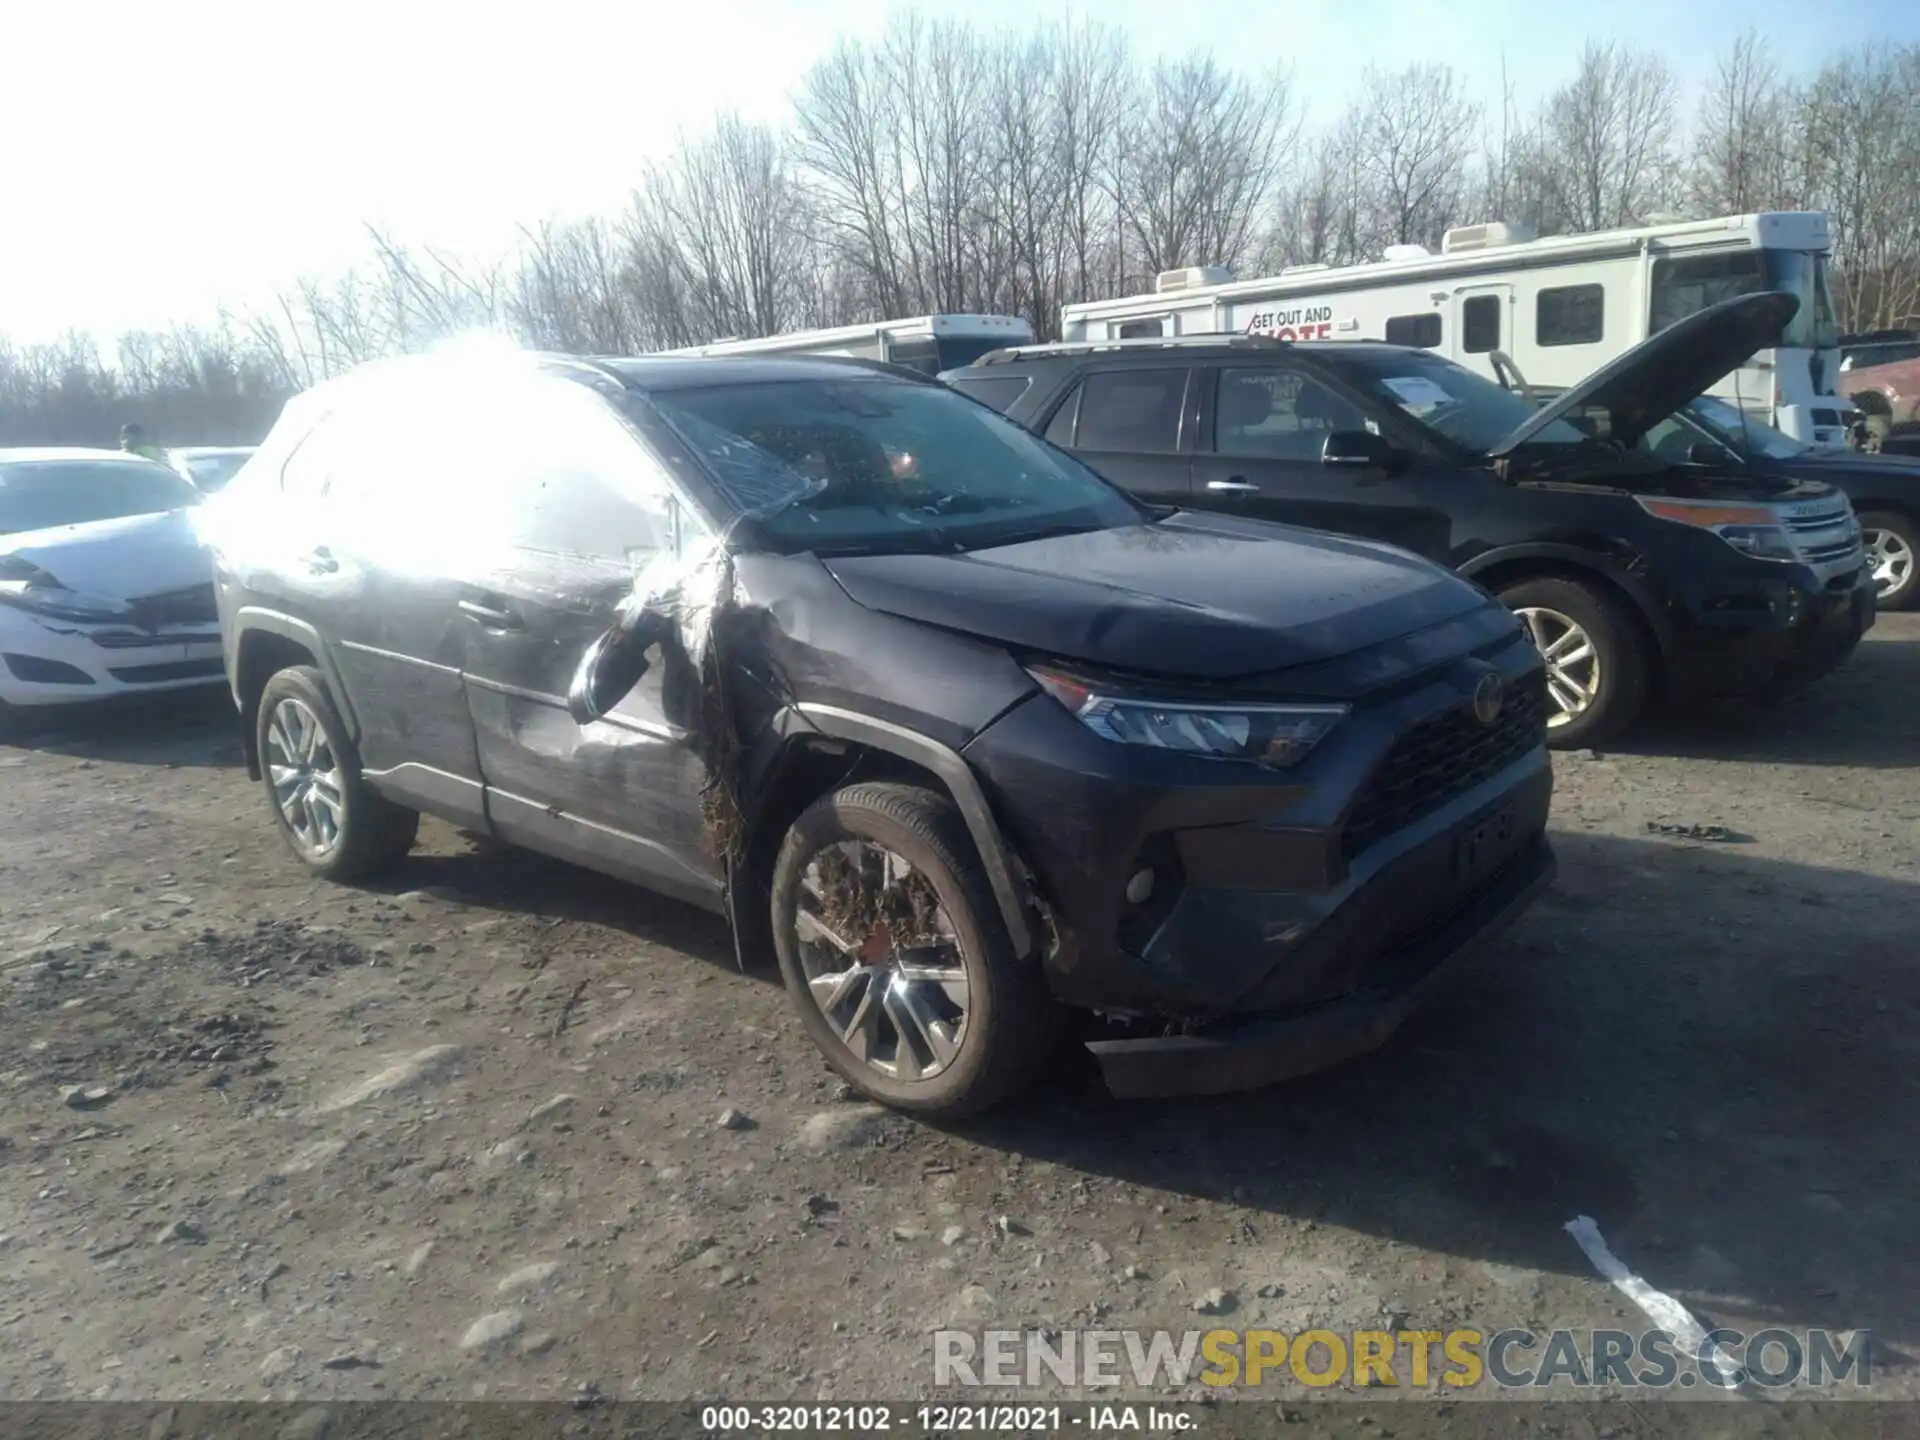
[[944, 374, 1032, 414], [1069, 368, 1188, 453]]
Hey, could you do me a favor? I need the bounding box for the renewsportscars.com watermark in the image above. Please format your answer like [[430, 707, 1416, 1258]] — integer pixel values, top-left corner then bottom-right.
[[934, 1327, 1873, 1391]]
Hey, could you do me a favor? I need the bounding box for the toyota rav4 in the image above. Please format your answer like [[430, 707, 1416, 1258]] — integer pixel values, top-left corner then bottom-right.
[[207, 350, 1555, 1115]]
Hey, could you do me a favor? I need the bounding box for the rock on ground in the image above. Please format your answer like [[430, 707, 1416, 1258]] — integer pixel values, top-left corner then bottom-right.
[[313, 1046, 462, 1114]]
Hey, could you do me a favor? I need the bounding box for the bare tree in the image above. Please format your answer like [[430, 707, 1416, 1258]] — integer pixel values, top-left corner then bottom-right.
[[512, 216, 639, 353], [635, 114, 822, 341], [1347, 64, 1479, 250], [1691, 31, 1796, 216], [1522, 40, 1679, 233], [1114, 55, 1298, 279], [1798, 45, 1920, 331], [793, 31, 916, 318], [1474, 51, 1530, 225], [1046, 22, 1130, 315]]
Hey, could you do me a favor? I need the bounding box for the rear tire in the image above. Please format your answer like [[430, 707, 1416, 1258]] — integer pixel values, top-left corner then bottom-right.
[[1497, 576, 1651, 749], [1859, 510, 1918, 611], [770, 782, 1059, 1118], [256, 666, 419, 881]]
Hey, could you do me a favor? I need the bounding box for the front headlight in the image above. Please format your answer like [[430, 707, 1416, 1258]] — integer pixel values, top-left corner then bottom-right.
[[1637, 497, 1799, 563], [1028, 665, 1347, 768]]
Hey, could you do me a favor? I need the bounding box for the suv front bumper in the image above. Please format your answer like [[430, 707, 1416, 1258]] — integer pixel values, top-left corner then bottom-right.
[[1088, 832, 1553, 1097], [965, 640, 1555, 1097], [1665, 568, 1875, 703], [0, 606, 225, 707]]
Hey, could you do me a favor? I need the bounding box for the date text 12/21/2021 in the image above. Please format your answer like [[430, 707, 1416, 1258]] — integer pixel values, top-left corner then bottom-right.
[[699, 1404, 1198, 1432]]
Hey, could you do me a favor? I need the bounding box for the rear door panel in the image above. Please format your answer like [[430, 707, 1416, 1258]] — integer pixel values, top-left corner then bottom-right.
[[1047, 365, 1196, 506], [269, 388, 486, 827]]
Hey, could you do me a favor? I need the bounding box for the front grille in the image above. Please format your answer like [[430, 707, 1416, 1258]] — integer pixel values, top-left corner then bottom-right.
[[88, 628, 217, 649], [1341, 669, 1546, 861], [106, 658, 225, 684], [126, 583, 217, 629], [1800, 536, 1865, 565]]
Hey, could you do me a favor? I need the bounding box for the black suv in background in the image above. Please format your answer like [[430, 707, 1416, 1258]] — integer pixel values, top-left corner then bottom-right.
[[205, 352, 1554, 1116], [949, 293, 1875, 747]]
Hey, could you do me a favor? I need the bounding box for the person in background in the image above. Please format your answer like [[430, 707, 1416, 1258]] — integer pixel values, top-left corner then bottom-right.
[[120, 423, 164, 462]]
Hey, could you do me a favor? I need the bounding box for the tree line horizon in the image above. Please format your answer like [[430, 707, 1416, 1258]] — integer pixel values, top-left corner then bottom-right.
[[2, 22, 1914, 449]]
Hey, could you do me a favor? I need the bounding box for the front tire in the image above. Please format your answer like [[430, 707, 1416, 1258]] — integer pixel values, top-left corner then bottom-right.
[[1498, 576, 1651, 749], [1860, 510, 1918, 610], [256, 666, 419, 881], [770, 782, 1059, 1118]]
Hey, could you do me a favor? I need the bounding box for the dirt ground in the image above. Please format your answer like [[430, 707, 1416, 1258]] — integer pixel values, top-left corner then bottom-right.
[[2, 616, 1916, 1413]]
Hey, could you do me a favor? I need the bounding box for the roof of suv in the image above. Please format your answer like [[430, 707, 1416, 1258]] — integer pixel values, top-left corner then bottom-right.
[[559, 354, 940, 391], [958, 336, 1426, 369]]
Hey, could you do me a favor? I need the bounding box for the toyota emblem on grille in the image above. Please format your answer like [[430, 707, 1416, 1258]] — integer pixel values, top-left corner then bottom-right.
[[1472, 672, 1504, 726]]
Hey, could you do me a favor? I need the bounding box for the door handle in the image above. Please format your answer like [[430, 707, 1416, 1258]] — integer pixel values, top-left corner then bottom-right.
[[1206, 478, 1259, 494], [457, 597, 524, 630], [302, 546, 339, 575]]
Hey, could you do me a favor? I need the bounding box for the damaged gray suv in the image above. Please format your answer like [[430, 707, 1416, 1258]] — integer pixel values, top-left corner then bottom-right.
[[207, 349, 1555, 1116]]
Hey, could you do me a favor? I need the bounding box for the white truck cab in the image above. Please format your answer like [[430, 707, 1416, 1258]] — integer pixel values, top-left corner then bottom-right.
[[653, 314, 1035, 377]]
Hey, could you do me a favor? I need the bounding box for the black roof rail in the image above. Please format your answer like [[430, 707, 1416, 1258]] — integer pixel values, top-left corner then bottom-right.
[[972, 333, 1291, 365], [551, 351, 940, 386]]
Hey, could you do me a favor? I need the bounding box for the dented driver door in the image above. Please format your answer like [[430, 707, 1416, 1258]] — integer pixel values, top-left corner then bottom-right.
[[452, 375, 721, 911]]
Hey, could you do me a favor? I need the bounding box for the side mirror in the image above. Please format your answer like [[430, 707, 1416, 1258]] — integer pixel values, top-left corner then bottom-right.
[[1687, 441, 1736, 466], [1322, 429, 1396, 471], [567, 625, 653, 725]]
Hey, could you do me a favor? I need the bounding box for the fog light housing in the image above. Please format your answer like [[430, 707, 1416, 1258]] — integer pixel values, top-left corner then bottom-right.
[[1116, 838, 1184, 955]]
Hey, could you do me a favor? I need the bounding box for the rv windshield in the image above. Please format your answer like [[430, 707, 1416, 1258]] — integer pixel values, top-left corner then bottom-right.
[[1331, 350, 1588, 453], [647, 376, 1142, 555], [1650, 248, 1839, 352], [1766, 251, 1841, 351], [886, 335, 1025, 375]]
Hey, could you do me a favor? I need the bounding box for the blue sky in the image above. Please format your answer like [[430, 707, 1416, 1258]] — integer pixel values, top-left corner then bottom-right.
[[3, 0, 1906, 345]]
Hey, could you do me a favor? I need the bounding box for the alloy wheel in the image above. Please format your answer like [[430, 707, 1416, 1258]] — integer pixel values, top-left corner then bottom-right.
[[792, 840, 970, 1083], [1864, 526, 1914, 601], [1516, 605, 1601, 730], [265, 696, 345, 858]]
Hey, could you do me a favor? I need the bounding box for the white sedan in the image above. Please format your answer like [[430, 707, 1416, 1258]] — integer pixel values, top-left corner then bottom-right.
[[0, 448, 224, 717]]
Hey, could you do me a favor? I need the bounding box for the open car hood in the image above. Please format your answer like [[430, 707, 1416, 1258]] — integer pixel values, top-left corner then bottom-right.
[[1490, 291, 1801, 456]]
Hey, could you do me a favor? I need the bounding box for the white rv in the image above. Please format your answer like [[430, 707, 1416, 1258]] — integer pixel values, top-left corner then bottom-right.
[[654, 314, 1034, 377], [1060, 213, 1849, 447]]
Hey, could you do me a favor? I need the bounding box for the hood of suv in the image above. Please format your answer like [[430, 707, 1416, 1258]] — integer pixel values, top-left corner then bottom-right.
[[820, 511, 1493, 680], [1492, 291, 1801, 456]]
